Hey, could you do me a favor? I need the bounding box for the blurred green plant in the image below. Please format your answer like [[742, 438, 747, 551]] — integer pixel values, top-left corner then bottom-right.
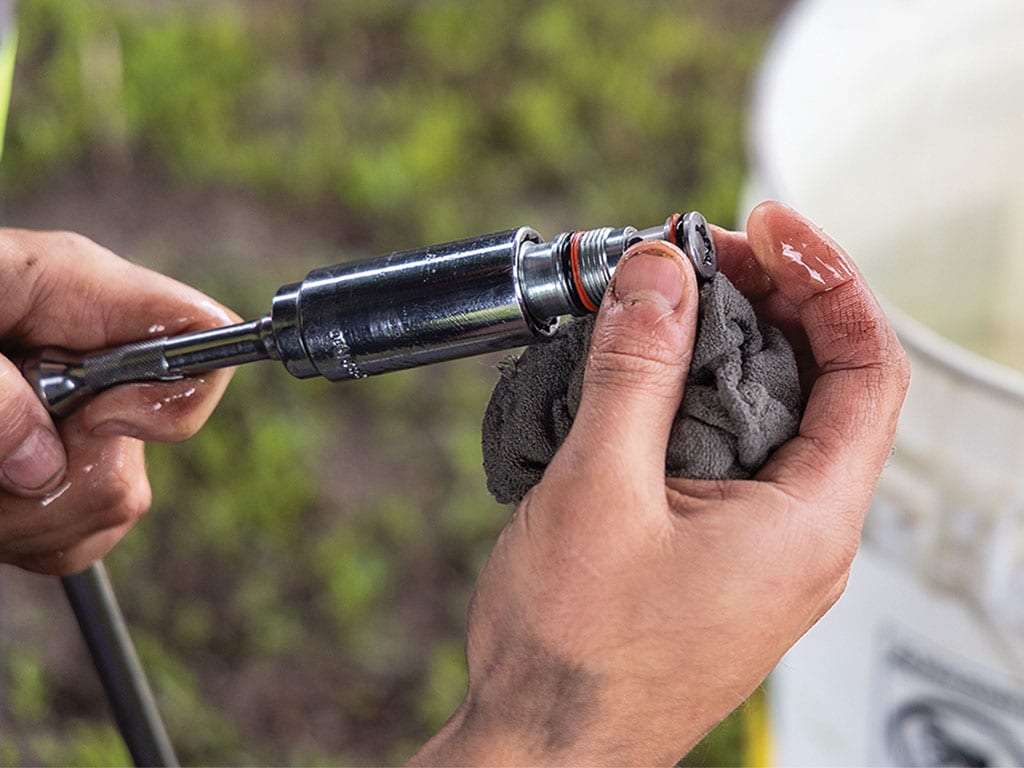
[[1, 0, 782, 764], [6, 0, 767, 242], [5, 649, 48, 724], [31, 721, 130, 767]]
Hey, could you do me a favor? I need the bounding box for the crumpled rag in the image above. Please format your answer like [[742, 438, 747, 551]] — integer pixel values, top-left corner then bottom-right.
[[481, 272, 803, 504]]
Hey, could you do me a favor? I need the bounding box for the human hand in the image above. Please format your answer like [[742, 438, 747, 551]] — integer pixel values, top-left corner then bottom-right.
[[0, 229, 237, 575], [410, 201, 911, 766]]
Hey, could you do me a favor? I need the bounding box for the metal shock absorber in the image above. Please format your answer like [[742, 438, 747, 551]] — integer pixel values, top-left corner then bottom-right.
[[22, 210, 716, 415]]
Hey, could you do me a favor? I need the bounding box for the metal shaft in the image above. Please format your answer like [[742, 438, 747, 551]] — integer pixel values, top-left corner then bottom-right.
[[22, 319, 277, 417], [160, 317, 275, 372], [63, 563, 178, 767], [23, 210, 716, 417]]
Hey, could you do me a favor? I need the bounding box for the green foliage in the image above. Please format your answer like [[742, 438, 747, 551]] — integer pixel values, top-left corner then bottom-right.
[[119, 6, 263, 176], [2, 2, 81, 176], [416, 639, 469, 732], [132, 631, 248, 763], [5, 650, 48, 724], [682, 706, 749, 767], [2, 0, 782, 764], [5, 0, 766, 243], [30, 722, 130, 768], [0, 740, 19, 767], [315, 512, 399, 643]]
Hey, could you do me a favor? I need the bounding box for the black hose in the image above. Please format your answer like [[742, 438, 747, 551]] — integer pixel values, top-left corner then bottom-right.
[[62, 561, 178, 767]]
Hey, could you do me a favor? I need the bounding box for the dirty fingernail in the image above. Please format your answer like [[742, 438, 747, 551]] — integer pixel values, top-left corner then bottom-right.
[[1, 427, 67, 493], [612, 243, 687, 309]]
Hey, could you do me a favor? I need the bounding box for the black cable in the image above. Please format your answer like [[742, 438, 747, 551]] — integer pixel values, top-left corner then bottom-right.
[[62, 562, 178, 767]]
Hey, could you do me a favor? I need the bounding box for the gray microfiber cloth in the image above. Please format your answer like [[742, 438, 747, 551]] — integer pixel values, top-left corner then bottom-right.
[[481, 273, 803, 504]]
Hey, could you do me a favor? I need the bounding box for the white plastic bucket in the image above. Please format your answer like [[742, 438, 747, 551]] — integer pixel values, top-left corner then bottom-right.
[[745, 1, 1024, 765]]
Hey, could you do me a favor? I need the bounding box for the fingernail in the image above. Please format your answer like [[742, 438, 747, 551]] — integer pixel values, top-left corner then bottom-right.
[[611, 243, 687, 309], [2, 427, 67, 492]]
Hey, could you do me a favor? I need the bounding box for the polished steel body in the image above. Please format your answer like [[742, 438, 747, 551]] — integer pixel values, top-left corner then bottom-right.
[[23, 211, 716, 416]]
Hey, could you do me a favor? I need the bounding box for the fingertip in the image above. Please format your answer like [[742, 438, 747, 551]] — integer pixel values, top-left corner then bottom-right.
[[0, 358, 69, 497], [745, 200, 803, 238], [745, 200, 797, 263], [745, 199, 786, 228], [610, 239, 695, 310], [0, 425, 68, 496], [746, 200, 857, 302]]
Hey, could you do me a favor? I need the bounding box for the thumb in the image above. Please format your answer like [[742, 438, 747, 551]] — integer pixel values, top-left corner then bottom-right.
[[563, 239, 699, 481], [0, 355, 68, 497]]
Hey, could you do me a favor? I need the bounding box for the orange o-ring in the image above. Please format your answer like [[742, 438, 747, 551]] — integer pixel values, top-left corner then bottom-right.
[[667, 212, 682, 247], [569, 231, 599, 312]]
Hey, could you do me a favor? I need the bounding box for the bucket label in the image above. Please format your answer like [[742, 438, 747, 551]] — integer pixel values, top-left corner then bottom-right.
[[873, 627, 1024, 766]]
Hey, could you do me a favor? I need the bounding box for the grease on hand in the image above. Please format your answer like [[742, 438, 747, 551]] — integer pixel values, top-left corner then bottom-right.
[[150, 385, 197, 412], [779, 239, 854, 290], [40, 478, 72, 507]]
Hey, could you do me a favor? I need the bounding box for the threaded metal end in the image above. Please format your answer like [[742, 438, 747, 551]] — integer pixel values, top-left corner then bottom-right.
[[575, 227, 614, 309]]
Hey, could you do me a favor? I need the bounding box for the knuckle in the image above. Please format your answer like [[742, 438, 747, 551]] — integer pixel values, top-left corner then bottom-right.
[[0, 229, 114, 335], [586, 348, 683, 396], [587, 322, 687, 393], [46, 229, 105, 259], [95, 471, 152, 529], [815, 292, 910, 411], [28, 230, 105, 276], [54, 229, 91, 249], [817, 285, 896, 369], [115, 479, 152, 528], [592, 312, 684, 367]]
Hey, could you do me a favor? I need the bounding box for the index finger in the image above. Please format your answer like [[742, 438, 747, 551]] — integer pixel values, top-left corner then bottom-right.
[[0, 228, 237, 349], [0, 228, 239, 441], [744, 202, 910, 511]]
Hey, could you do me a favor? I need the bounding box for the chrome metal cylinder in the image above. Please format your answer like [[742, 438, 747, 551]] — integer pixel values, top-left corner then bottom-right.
[[23, 211, 716, 414], [516, 232, 576, 321], [270, 227, 552, 381]]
